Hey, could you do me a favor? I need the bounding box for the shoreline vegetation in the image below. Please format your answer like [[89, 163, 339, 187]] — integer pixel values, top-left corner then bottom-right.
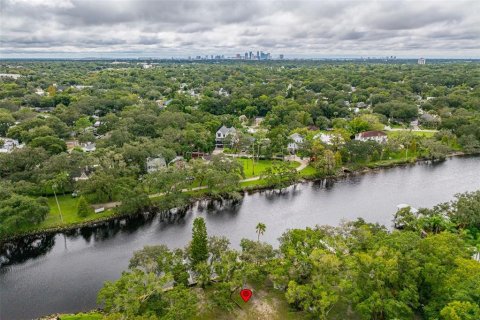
[[1, 151, 473, 243], [46, 186, 480, 320]]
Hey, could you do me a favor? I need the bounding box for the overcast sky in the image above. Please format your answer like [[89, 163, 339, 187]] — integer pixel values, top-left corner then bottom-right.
[[1, 0, 479, 58]]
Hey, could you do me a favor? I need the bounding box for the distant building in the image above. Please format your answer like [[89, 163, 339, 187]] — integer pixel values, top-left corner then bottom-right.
[[418, 58, 426, 65], [355, 131, 388, 144], [0, 74, 22, 80], [216, 125, 237, 148], [0, 138, 21, 153], [35, 88, 45, 96], [314, 133, 332, 145], [254, 117, 264, 126], [81, 142, 96, 152], [288, 133, 304, 153], [279, 54, 284, 60], [218, 88, 229, 97], [146, 156, 167, 173], [73, 171, 90, 182], [72, 85, 93, 90]]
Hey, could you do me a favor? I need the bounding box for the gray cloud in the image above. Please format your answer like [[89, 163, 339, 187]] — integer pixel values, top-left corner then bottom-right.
[[1, 0, 479, 58]]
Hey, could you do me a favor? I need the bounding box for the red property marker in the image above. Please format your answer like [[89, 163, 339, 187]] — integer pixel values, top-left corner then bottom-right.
[[240, 288, 252, 302]]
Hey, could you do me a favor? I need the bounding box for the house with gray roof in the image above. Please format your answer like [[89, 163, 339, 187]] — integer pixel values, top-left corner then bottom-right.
[[0, 138, 21, 153], [146, 156, 167, 173], [215, 125, 237, 148], [288, 133, 304, 153]]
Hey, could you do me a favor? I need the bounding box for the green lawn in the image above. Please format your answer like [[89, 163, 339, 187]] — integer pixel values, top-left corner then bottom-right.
[[41, 194, 115, 229], [299, 165, 317, 178], [238, 158, 299, 178], [386, 130, 436, 138], [60, 313, 103, 320]]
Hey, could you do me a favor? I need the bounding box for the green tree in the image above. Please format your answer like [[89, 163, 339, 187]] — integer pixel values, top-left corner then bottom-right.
[[256, 222, 266, 242], [29, 136, 67, 154], [0, 109, 15, 136], [77, 196, 92, 218], [0, 193, 49, 235], [440, 301, 480, 320], [190, 217, 208, 266]]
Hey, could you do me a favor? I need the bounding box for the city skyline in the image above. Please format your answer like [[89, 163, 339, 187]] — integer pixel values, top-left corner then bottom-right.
[[1, 0, 479, 59]]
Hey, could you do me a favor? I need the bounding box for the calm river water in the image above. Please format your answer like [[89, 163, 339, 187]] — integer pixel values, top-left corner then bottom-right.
[[1, 156, 480, 319]]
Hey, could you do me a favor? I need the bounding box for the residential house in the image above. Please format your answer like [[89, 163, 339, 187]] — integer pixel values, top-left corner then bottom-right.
[[254, 117, 264, 126], [218, 88, 230, 97], [314, 132, 334, 145], [72, 85, 93, 90], [215, 125, 237, 148], [288, 133, 304, 153], [66, 140, 80, 152], [355, 131, 388, 144], [0, 74, 22, 80], [81, 142, 96, 152], [0, 138, 21, 153], [73, 171, 90, 182], [356, 102, 367, 108], [35, 88, 45, 96], [146, 156, 167, 173]]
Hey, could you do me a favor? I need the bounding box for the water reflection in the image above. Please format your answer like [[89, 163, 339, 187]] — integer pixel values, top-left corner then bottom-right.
[[0, 234, 55, 268]]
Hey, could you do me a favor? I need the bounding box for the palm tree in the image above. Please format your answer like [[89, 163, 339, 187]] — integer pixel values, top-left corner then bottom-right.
[[256, 222, 266, 242]]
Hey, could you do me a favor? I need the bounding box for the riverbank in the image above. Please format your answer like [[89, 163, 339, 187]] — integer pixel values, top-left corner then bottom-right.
[[0, 151, 472, 243], [3, 154, 480, 320]]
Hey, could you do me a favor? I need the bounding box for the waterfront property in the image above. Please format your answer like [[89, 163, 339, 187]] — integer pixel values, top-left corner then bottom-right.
[[355, 130, 388, 143], [215, 125, 237, 148]]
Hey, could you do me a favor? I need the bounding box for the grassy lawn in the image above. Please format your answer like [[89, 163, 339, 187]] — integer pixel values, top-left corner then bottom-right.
[[60, 313, 103, 320], [386, 130, 436, 138], [41, 194, 115, 229], [237, 158, 299, 178], [299, 165, 317, 178]]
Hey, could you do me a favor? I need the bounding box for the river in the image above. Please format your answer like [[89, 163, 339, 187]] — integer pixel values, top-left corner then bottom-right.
[[1, 156, 480, 319]]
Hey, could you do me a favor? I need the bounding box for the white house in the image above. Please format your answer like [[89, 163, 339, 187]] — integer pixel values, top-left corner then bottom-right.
[[146, 156, 167, 173], [0, 73, 22, 80], [355, 131, 388, 144], [0, 138, 21, 153], [288, 133, 304, 153], [313, 132, 345, 146], [35, 88, 45, 96], [215, 126, 237, 148], [81, 142, 96, 152], [218, 88, 230, 97]]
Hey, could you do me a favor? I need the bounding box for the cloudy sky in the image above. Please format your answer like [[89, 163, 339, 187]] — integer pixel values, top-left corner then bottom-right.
[[1, 0, 479, 58]]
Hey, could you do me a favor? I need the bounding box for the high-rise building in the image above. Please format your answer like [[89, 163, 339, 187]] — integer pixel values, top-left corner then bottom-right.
[[245, 52, 248, 59], [257, 51, 260, 60], [279, 54, 284, 60], [418, 58, 426, 65], [249, 51, 253, 60]]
